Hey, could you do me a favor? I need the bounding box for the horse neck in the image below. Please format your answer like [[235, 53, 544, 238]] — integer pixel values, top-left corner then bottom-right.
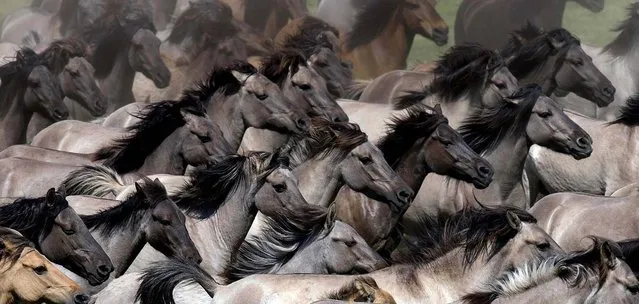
[[294, 155, 345, 207], [90, 219, 147, 277], [276, 237, 329, 274], [209, 96, 248, 151], [187, 181, 258, 281], [0, 92, 32, 149], [97, 48, 136, 113], [392, 138, 432, 192], [136, 128, 188, 176]]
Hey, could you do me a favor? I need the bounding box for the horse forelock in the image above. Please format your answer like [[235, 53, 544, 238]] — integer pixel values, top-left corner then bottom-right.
[[39, 38, 89, 75], [0, 228, 34, 268], [167, 0, 238, 47], [0, 194, 69, 243], [181, 61, 256, 106], [278, 16, 339, 57], [259, 50, 307, 86]]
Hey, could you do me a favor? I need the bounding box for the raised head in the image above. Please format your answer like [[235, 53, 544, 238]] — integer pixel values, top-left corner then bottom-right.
[[322, 220, 388, 274], [130, 28, 171, 88], [59, 57, 106, 116], [25, 65, 68, 121], [402, 0, 448, 46]]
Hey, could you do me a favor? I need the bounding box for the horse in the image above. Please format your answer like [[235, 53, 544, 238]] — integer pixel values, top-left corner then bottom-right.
[[454, 0, 605, 50], [0, 188, 114, 287], [0, 145, 92, 165], [274, 16, 353, 99], [96, 206, 561, 304], [404, 85, 591, 225], [240, 50, 348, 153], [69, 1, 170, 117], [500, 25, 614, 109], [220, 0, 307, 38], [335, 105, 494, 253], [526, 96, 639, 198], [0, 227, 90, 304], [557, 2, 639, 120], [461, 238, 638, 304], [27, 38, 107, 140], [226, 209, 386, 281], [335, 0, 449, 79], [0, 48, 66, 151], [530, 190, 639, 252], [60, 178, 201, 294], [315, 277, 397, 304]]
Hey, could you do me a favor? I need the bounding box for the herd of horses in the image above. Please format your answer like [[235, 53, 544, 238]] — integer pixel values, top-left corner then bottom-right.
[[0, 0, 639, 303]]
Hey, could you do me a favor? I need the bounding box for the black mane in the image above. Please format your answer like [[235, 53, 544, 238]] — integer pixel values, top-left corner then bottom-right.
[[0, 48, 44, 107], [0, 228, 35, 266], [501, 25, 580, 79], [74, 2, 156, 77], [181, 61, 257, 107], [431, 44, 505, 102], [166, 1, 237, 48], [259, 50, 307, 86], [277, 16, 340, 57], [603, 2, 639, 57], [173, 152, 287, 219], [610, 94, 639, 126], [92, 98, 206, 173], [395, 206, 537, 268], [377, 105, 448, 168], [38, 38, 89, 75], [0, 191, 69, 247], [458, 84, 540, 155], [81, 179, 167, 236], [345, 0, 401, 51]]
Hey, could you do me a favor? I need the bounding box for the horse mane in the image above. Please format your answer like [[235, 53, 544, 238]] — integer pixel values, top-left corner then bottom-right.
[[74, 1, 156, 78], [174, 152, 288, 219], [0, 48, 43, 107], [38, 38, 89, 74], [259, 49, 307, 86], [0, 228, 34, 268], [0, 191, 69, 247], [617, 238, 639, 276], [610, 94, 639, 126], [377, 104, 448, 168], [81, 178, 167, 237], [280, 117, 368, 166], [225, 209, 333, 281], [345, 0, 402, 51], [92, 98, 206, 173], [392, 88, 431, 110], [461, 237, 624, 304], [181, 61, 257, 107], [326, 276, 381, 301], [501, 25, 580, 79], [603, 2, 639, 57], [431, 44, 505, 102], [277, 16, 340, 57], [394, 206, 537, 268], [166, 1, 237, 47], [458, 84, 540, 155]]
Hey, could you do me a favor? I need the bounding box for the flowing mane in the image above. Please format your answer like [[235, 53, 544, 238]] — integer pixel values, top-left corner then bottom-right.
[[280, 117, 367, 166], [181, 61, 257, 107], [173, 152, 288, 219], [430, 44, 505, 102], [0, 228, 34, 267], [610, 94, 639, 126], [345, 0, 402, 51], [276, 16, 340, 57], [166, 1, 237, 47], [377, 105, 448, 168], [92, 98, 206, 173], [501, 25, 580, 79], [0, 48, 44, 108], [81, 179, 167, 237], [602, 2, 639, 57], [38, 38, 89, 74], [225, 210, 333, 281], [461, 237, 625, 304], [74, 2, 156, 77], [458, 84, 540, 155], [259, 50, 308, 86], [0, 190, 69, 247], [394, 206, 537, 268]]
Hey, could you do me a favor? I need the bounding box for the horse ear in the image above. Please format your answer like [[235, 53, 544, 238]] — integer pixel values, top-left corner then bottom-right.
[[600, 240, 618, 267], [546, 34, 567, 51], [135, 182, 146, 199], [433, 104, 443, 114], [45, 188, 57, 207], [506, 211, 522, 231], [153, 178, 168, 195], [324, 203, 337, 231]]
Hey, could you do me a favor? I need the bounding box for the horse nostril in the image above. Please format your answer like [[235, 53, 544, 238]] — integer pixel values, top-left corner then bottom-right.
[[97, 264, 113, 277], [576, 137, 591, 148], [73, 294, 90, 304], [434, 27, 449, 37], [477, 165, 493, 177], [602, 86, 615, 97], [396, 189, 414, 203]]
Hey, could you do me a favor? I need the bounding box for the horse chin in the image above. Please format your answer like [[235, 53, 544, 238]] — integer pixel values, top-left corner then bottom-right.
[[471, 178, 491, 190]]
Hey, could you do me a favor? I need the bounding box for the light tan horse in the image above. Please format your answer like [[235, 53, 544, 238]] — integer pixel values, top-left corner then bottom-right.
[[313, 276, 397, 304], [339, 0, 448, 79], [220, 0, 307, 38], [0, 227, 88, 304]]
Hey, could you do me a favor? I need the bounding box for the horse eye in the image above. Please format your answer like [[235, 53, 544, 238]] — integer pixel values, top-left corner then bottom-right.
[[628, 284, 639, 295], [153, 216, 171, 225], [68, 70, 80, 77], [255, 93, 268, 100], [315, 61, 328, 68], [536, 242, 551, 251], [63, 229, 75, 235], [538, 112, 552, 118], [344, 240, 356, 247], [359, 157, 373, 165], [197, 135, 211, 143], [572, 59, 584, 66], [297, 84, 312, 91], [493, 81, 506, 90], [34, 266, 47, 275], [28, 80, 40, 88], [273, 183, 287, 193]]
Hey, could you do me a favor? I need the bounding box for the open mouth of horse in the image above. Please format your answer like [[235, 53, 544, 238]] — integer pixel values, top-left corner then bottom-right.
[[568, 145, 593, 160], [591, 89, 615, 107], [51, 109, 69, 121], [471, 177, 491, 190], [89, 99, 108, 116]]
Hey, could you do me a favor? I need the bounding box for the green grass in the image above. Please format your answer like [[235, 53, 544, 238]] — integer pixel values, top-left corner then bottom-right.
[[4, 0, 636, 66]]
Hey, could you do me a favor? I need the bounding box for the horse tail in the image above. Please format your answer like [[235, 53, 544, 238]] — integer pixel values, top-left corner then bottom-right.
[[61, 165, 126, 197], [344, 80, 371, 100], [136, 260, 218, 304]]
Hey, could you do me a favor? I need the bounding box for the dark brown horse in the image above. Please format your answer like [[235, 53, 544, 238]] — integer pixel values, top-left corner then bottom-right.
[[455, 0, 605, 50], [221, 0, 308, 38], [337, 0, 448, 79]]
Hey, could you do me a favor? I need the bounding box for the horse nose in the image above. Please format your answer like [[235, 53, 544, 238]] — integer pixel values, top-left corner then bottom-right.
[[73, 293, 90, 304], [187, 249, 203, 264], [53, 109, 69, 120], [602, 86, 615, 97], [576, 136, 591, 149], [396, 189, 414, 204], [296, 117, 310, 131], [434, 27, 449, 37], [333, 112, 349, 122], [477, 164, 494, 179], [97, 263, 113, 277]]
